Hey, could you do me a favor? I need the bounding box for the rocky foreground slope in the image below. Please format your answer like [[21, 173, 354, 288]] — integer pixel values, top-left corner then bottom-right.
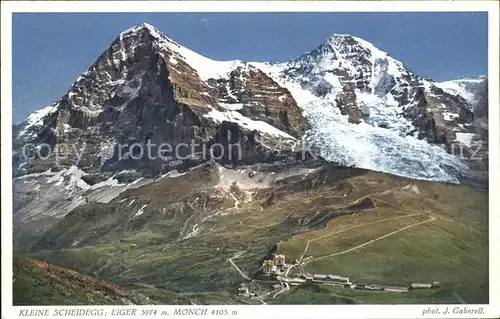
[[14, 256, 253, 305]]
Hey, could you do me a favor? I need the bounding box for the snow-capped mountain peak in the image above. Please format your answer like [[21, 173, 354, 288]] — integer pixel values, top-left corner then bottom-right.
[[15, 105, 57, 139], [274, 33, 417, 102], [118, 22, 245, 82], [435, 76, 487, 109], [120, 22, 164, 39], [252, 32, 487, 185], [14, 24, 488, 187]]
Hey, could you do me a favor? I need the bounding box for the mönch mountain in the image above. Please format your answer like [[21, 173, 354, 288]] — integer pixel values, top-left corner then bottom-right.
[[13, 23, 488, 305]]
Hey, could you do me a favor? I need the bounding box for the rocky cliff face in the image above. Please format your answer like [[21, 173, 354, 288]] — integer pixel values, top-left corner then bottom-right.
[[208, 65, 306, 137], [335, 82, 363, 124], [13, 23, 306, 179]]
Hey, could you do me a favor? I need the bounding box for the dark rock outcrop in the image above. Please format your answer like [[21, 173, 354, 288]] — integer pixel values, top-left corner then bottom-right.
[[335, 82, 363, 124]]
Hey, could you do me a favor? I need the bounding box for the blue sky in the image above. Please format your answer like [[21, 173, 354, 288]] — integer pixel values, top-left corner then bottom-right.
[[13, 12, 488, 123]]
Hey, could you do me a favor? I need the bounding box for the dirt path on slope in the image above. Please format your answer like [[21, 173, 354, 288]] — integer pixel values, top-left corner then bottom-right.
[[228, 251, 252, 280], [298, 213, 425, 262], [303, 216, 436, 266]]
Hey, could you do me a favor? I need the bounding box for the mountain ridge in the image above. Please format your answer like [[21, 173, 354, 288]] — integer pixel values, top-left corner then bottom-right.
[[13, 22, 488, 186]]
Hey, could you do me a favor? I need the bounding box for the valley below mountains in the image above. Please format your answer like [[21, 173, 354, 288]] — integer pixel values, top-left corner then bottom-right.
[[12, 23, 488, 305]]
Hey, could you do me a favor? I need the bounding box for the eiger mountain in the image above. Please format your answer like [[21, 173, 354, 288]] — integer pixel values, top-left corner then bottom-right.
[[13, 23, 488, 305]]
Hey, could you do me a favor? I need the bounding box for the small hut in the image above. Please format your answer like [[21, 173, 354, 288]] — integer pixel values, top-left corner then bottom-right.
[[237, 283, 249, 295], [431, 281, 441, 288]]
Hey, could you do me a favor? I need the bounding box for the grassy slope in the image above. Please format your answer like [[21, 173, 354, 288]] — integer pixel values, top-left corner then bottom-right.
[[301, 219, 487, 303], [21, 166, 488, 304], [277, 172, 488, 304], [270, 283, 456, 305], [13, 256, 255, 305], [29, 244, 242, 293], [13, 256, 150, 305]]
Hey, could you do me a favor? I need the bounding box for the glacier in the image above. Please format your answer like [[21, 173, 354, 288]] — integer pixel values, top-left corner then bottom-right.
[[303, 99, 466, 183]]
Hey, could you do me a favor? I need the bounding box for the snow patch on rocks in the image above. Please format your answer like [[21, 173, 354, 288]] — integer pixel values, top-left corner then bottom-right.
[[455, 132, 475, 147], [203, 107, 296, 140]]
